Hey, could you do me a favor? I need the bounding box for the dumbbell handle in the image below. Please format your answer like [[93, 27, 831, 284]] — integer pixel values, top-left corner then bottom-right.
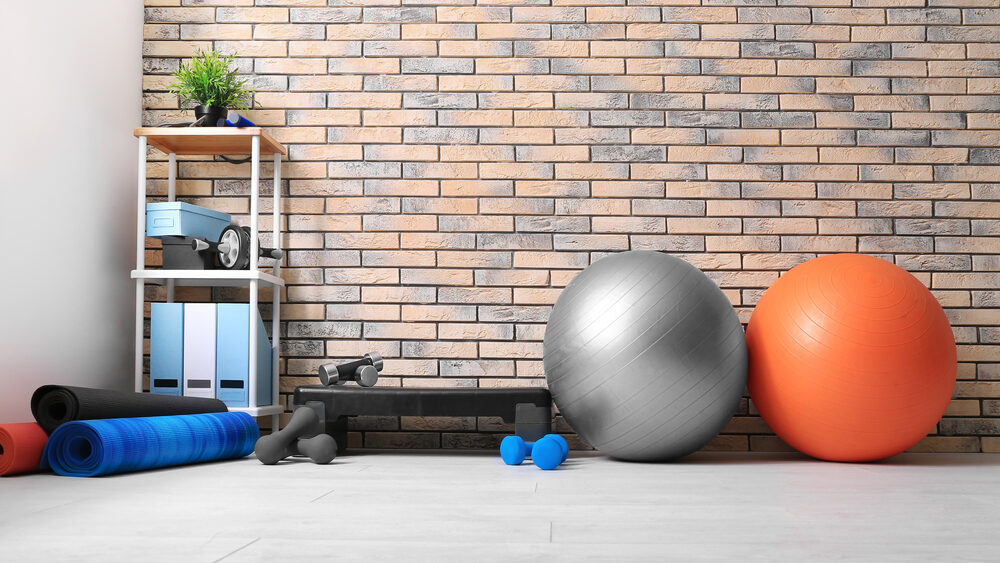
[[191, 238, 283, 260], [319, 352, 383, 386]]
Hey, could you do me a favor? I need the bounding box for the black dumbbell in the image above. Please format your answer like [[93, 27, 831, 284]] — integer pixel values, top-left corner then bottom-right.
[[254, 407, 337, 465], [318, 352, 383, 387]]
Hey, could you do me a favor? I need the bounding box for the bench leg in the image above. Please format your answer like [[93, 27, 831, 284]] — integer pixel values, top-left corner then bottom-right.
[[514, 403, 552, 442], [325, 415, 349, 454]]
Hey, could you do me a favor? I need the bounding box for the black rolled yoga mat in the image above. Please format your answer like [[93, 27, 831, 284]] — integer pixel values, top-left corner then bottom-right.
[[31, 385, 228, 434]]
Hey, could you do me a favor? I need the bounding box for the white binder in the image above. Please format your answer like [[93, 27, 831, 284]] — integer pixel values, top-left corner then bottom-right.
[[183, 303, 216, 399]]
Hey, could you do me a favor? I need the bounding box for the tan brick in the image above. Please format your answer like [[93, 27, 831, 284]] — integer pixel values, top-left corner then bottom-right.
[[896, 148, 969, 164], [180, 24, 252, 40], [744, 147, 818, 163], [402, 24, 476, 40], [741, 77, 814, 94], [441, 75, 513, 92], [216, 7, 288, 23], [670, 146, 742, 163], [708, 129, 779, 146], [256, 57, 327, 74], [744, 218, 817, 235], [143, 40, 212, 57], [819, 148, 894, 164], [708, 165, 782, 181], [438, 7, 511, 23], [664, 41, 740, 58]]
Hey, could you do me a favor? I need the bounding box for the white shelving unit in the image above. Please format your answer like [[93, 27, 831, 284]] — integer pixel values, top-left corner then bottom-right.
[[133, 127, 287, 426]]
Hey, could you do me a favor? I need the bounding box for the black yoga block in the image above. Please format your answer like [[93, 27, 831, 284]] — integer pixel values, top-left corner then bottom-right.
[[293, 386, 553, 451], [162, 236, 215, 270]]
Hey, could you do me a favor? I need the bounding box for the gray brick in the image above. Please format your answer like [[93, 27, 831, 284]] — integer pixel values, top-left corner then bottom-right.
[[328, 162, 401, 179], [858, 130, 929, 147], [824, 42, 890, 59], [972, 184, 1000, 200], [592, 145, 666, 162], [287, 322, 361, 338], [365, 75, 437, 91], [280, 340, 325, 357], [928, 26, 1000, 42], [964, 8, 1000, 24], [554, 128, 630, 144], [478, 306, 551, 323], [143, 58, 178, 74], [404, 93, 477, 109], [896, 219, 970, 236], [477, 233, 552, 250], [738, 7, 811, 23], [514, 216, 591, 232], [289, 8, 361, 22], [404, 128, 478, 144], [939, 419, 1000, 435], [363, 7, 435, 22], [895, 254, 971, 271], [632, 198, 706, 216], [742, 111, 815, 128], [668, 111, 739, 128], [401, 58, 474, 74], [631, 93, 703, 110], [591, 110, 665, 127], [971, 149, 1000, 164], [887, 8, 962, 24], [741, 41, 814, 58]]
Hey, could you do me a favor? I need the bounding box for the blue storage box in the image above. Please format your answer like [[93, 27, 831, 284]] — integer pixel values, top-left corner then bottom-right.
[[216, 304, 273, 408], [146, 202, 231, 240]]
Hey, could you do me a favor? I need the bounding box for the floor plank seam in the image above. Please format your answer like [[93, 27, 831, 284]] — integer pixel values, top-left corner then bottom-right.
[[214, 537, 259, 562], [310, 488, 337, 503]]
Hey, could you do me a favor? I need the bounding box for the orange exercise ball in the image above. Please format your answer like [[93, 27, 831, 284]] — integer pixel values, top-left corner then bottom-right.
[[746, 254, 956, 462]]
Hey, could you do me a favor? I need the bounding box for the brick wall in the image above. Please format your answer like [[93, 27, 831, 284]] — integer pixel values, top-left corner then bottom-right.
[[142, 0, 1000, 453]]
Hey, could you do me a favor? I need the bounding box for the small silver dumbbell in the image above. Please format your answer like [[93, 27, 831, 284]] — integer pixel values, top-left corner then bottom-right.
[[318, 352, 383, 387]]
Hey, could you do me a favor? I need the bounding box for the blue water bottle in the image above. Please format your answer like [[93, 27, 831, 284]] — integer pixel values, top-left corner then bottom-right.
[[220, 110, 255, 127]]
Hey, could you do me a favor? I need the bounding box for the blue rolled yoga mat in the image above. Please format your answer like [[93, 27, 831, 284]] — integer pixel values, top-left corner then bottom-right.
[[42, 412, 259, 477]]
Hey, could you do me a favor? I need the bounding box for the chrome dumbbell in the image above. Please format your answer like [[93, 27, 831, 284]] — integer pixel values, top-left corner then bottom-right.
[[318, 352, 382, 387]]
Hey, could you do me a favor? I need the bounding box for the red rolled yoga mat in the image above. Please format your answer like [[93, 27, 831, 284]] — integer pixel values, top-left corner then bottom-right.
[[0, 423, 49, 476]]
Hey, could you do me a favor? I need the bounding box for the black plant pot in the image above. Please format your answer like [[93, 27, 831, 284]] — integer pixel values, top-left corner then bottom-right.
[[194, 105, 228, 127]]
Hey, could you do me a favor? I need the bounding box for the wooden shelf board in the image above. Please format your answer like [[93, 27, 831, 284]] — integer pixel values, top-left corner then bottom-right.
[[134, 127, 286, 156]]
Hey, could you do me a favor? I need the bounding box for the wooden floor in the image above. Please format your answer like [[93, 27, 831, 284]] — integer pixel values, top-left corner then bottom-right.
[[2, 452, 999, 562]]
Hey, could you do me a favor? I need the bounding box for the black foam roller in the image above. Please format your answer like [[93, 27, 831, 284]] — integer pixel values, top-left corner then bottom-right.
[[31, 385, 228, 434]]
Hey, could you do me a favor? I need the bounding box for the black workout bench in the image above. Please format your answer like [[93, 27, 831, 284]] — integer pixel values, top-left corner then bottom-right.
[[293, 386, 553, 452]]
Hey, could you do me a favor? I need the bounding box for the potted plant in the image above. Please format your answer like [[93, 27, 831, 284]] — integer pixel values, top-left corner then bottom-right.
[[169, 50, 254, 126]]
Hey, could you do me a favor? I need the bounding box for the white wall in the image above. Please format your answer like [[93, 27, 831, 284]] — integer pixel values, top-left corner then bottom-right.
[[0, 1, 143, 422]]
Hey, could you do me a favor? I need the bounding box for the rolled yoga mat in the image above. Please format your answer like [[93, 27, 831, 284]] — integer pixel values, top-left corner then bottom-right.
[[42, 412, 258, 477], [31, 385, 228, 434], [0, 423, 49, 476]]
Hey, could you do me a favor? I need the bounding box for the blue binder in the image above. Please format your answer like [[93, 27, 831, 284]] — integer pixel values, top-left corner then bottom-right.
[[216, 304, 273, 408], [150, 303, 183, 396]]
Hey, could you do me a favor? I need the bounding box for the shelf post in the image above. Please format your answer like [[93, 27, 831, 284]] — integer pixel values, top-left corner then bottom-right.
[[135, 136, 147, 392], [166, 152, 177, 303], [248, 135, 260, 410], [272, 151, 282, 431]]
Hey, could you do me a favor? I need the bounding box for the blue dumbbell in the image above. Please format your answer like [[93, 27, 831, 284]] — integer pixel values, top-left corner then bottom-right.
[[500, 434, 569, 470]]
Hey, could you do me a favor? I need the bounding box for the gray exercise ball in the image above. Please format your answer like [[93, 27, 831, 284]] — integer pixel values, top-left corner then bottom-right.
[[543, 251, 747, 461]]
